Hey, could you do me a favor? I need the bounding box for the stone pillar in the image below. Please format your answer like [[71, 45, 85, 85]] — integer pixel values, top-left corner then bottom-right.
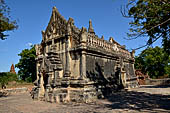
[[79, 27, 87, 79], [121, 71, 127, 88], [64, 19, 72, 77], [39, 73, 44, 89], [130, 50, 136, 77], [45, 74, 51, 101], [46, 74, 51, 87], [64, 36, 71, 77], [38, 73, 45, 99], [80, 51, 86, 79], [34, 62, 39, 86]]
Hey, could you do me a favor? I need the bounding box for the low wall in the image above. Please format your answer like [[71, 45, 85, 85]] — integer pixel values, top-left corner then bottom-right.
[[145, 78, 170, 85], [0, 87, 30, 97]]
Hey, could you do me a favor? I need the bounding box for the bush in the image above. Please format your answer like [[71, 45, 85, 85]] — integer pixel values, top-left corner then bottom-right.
[[0, 72, 18, 89]]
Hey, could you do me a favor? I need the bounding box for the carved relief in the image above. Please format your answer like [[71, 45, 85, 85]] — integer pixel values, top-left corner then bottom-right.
[[112, 44, 119, 52], [45, 8, 67, 40]]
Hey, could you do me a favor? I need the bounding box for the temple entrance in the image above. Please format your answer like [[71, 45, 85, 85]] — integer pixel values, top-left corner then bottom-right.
[[42, 71, 48, 88]]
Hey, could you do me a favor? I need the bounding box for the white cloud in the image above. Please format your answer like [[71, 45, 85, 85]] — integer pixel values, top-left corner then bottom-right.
[[26, 42, 33, 47]]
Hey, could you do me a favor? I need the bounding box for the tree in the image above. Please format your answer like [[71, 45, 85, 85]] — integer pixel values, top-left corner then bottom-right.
[[0, 0, 18, 40], [135, 46, 170, 78], [122, 0, 170, 54], [15, 46, 36, 82]]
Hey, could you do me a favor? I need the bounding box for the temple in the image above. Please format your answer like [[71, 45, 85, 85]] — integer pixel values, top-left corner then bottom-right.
[[32, 7, 138, 103], [10, 64, 16, 74]]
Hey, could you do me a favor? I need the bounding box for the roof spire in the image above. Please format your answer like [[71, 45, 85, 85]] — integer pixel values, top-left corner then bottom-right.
[[10, 64, 16, 74], [101, 35, 104, 40], [88, 19, 95, 35]]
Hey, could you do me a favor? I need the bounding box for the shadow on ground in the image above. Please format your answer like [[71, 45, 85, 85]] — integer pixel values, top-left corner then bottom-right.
[[0, 92, 8, 97], [140, 84, 170, 88], [104, 89, 170, 111]]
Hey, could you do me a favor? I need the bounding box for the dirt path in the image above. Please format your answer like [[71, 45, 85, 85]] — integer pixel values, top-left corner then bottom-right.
[[0, 85, 170, 113]]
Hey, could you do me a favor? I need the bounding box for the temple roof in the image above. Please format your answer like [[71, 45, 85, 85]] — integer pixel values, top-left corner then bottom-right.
[[43, 7, 126, 50]]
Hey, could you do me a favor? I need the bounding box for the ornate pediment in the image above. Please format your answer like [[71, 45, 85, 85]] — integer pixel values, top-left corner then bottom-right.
[[43, 7, 67, 41], [42, 7, 81, 45]]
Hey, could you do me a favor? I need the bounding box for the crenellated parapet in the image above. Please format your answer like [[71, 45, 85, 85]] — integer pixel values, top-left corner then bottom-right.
[[86, 33, 132, 59]]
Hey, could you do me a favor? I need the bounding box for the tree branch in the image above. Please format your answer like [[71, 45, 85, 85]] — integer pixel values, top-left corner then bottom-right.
[[125, 18, 170, 40], [133, 33, 164, 50]]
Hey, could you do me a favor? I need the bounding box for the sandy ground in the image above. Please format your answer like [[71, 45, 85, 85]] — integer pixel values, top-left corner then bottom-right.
[[0, 85, 170, 113]]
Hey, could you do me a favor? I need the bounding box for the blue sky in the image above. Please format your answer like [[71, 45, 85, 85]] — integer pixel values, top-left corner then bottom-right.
[[0, 0, 161, 72]]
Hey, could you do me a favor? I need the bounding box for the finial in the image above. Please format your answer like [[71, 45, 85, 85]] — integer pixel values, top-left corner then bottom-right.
[[66, 18, 74, 36], [80, 27, 87, 43], [109, 37, 114, 43], [88, 19, 95, 35], [41, 30, 45, 34], [66, 23, 71, 36], [131, 50, 135, 58], [52, 6, 60, 15], [68, 17, 74, 25], [122, 45, 126, 49], [81, 27, 87, 33], [52, 7, 57, 12], [53, 7, 57, 11], [41, 30, 45, 41], [101, 35, 104, 40]]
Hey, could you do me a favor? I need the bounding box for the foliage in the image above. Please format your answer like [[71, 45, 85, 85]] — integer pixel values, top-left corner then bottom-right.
[[122, 0, 170, 53], [15, 46, 36, 82], [0, 0, 18, 40], [135, 46, 170, 78], [0, 72, 18, 88]]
